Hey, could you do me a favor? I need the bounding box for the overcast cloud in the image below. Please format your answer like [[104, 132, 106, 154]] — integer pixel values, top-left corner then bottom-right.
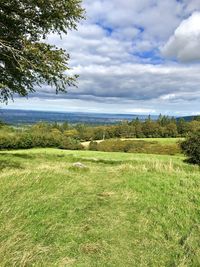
[[5, 0, 200, 115]]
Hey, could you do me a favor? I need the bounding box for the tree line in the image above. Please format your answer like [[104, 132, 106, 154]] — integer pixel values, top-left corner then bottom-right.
[[72, 115, 200, 140], [0, 115, 199, 150]]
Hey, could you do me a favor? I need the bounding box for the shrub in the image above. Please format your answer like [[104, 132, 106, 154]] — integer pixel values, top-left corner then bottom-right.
[[88, 141, 98, 151], [0, 131, 83, 151], [180, 131, 200, 165], [0, 121, 6, 127], [59, 137, 84, 150]]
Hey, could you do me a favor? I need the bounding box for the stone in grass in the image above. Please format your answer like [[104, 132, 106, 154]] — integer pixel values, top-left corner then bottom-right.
[[70, 162, 89, 171], [73, 162, 87, 168]]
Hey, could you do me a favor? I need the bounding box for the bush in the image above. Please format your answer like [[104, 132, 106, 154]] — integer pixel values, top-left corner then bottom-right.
[[59, 137, 84, 150], [0, 121, 6, 127], [0, 131, 83, 151], [88, 141, 98, 151], [180, 131, 200, 165]]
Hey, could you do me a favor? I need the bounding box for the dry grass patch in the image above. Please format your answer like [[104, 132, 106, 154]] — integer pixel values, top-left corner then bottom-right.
[[98, 191, 115, 197], [80, 243, 102, 254], [58, 257, 76, 266]]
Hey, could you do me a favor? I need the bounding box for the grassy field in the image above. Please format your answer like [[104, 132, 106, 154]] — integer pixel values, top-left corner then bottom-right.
[[123, 137, 184, 144], [82, 137, 183, 148], [0, 148, 200, 266]]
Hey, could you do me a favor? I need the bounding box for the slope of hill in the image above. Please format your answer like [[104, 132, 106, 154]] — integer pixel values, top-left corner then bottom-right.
[[177, 115, 200, 121], [0, 148, 199, 266]]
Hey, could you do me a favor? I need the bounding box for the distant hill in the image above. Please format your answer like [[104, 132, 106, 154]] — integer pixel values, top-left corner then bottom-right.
[[0, 109, 158, 125], [177, 115, 200, 122]]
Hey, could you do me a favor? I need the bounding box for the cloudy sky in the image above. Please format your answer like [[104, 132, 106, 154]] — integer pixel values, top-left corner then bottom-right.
[[5, 0, 200, 115]]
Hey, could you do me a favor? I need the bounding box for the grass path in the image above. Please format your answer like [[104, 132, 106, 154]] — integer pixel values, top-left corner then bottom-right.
[[0, 149, 199, 266]]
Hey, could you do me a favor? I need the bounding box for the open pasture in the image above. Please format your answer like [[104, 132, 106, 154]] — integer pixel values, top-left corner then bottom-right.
[[0, 148, 199, 266]]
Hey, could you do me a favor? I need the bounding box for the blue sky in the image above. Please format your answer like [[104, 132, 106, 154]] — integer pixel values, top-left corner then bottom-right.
[[5, 0, 200, 115]]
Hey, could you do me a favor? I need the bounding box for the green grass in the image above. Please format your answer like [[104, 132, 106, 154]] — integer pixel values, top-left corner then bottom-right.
[[92, 139, 181, 155], [82, 137, 183, 148], [0, 148, 200, 266], [123, 137, 184, 144]]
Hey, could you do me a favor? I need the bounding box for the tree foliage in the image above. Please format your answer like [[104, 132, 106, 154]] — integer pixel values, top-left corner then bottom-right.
[[180, 131, 200, 165], [0, 0, 84, 102], [1, 117, 200, 155]]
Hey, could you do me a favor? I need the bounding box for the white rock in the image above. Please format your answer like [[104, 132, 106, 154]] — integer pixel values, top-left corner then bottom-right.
[[72, 162, 87, 169]]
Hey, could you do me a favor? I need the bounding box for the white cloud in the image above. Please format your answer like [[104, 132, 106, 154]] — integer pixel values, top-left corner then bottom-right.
[[5, 94, 200, 116], [124, 108, 156, 114], [6, 0, 200, 115], [162, 12, 200, 62], [29, 63, 200, 105]]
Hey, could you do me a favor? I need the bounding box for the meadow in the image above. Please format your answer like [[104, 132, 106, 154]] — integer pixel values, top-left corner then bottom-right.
[[0, 148, 200, 266], [81, 137, 183, 148]]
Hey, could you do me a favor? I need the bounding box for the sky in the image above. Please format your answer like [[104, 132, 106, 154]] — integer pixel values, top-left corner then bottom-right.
[[5, 0, 200, 115]]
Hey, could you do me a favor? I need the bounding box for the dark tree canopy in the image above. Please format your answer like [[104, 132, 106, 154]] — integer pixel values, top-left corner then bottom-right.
[[181, 131, 200, 165], [0, 0, 84, 102]]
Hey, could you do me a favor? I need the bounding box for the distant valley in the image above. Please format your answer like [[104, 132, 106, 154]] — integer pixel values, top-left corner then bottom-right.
[[0, 109, 158, 125]]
